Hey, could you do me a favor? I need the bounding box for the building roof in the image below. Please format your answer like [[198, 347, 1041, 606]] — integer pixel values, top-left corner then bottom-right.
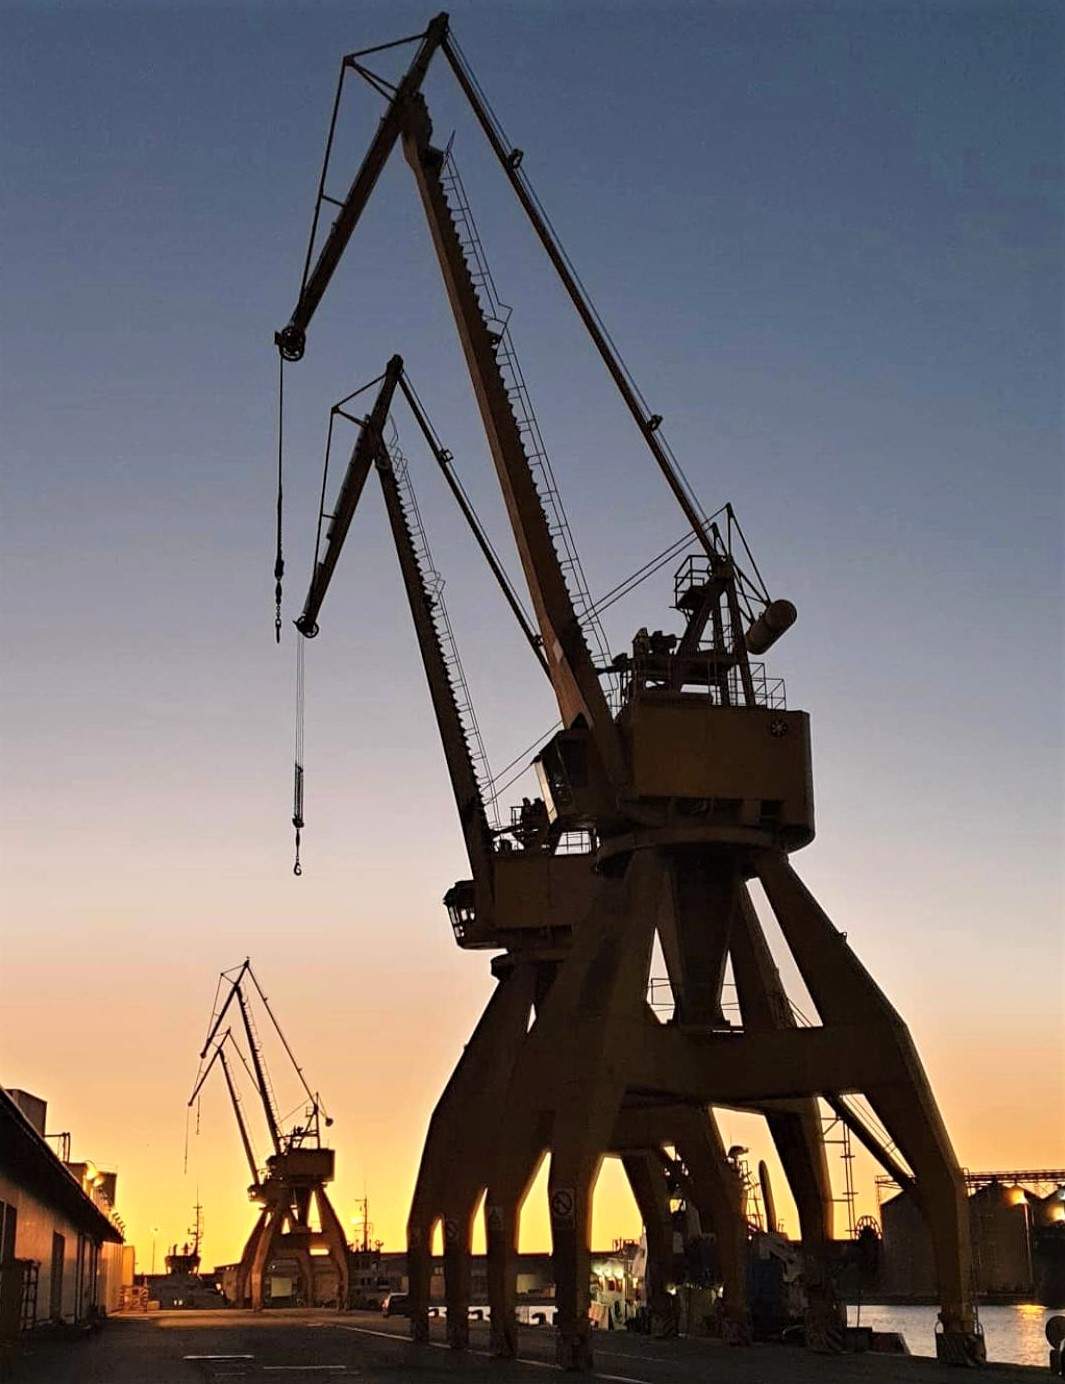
[[0, 1086, 123, 1243]]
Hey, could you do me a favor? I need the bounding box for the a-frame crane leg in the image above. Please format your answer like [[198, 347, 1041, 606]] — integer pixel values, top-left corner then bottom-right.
[[620, 1151, 677, 1336], [314, 1187, 351, 1308], [236, 1207, 269, 1307], [550, 852, 663, 1369], [291, 1245, 315, 1308], [753, 852, 983, 1364], [548, 1099, 623, 1370], [484, 852, 663, 1369], [660, 853, 736, 1026], [730, 887, 844, 1350], [249, 1203, 285, 1310], [440, 1189, 480, 1350], [406, 963, 537, 1344], [485, 1141, 547, 1359], [671, 1106, 752, 1345]]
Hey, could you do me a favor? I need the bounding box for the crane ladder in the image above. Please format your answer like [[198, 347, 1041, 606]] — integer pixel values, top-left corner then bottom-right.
[[439, 148, 614, 684], [241, 991, 282, 1148]]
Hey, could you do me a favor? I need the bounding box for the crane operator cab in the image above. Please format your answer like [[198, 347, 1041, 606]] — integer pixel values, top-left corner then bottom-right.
[[533, 552, 813, 855]]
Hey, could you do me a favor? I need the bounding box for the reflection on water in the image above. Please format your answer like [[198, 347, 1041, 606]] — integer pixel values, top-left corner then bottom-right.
[[848, 1302, 1053, 1368]]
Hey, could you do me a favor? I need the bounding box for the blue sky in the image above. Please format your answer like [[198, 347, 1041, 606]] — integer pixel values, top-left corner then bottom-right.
[[1, 0, 1061, 1260]]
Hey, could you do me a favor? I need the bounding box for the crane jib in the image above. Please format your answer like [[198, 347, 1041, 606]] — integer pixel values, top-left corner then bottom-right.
[[276, 15, 450, 362]]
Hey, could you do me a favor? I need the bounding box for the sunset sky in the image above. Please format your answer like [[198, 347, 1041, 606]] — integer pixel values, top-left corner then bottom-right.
[[2, 0, 1061, 1270]]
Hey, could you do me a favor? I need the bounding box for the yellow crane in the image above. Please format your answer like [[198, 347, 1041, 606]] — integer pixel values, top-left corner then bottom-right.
[[189, 961, 349, 1310], [275, 14, 983, 1369]]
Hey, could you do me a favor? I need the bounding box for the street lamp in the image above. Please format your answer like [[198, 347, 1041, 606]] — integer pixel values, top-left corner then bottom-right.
[[150, 1227, 160, 1275]]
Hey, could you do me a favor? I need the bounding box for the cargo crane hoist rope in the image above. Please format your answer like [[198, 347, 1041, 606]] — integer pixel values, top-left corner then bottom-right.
[[269, 12, 986, 1371]]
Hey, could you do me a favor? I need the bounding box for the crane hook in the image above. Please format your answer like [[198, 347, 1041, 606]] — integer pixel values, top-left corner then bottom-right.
[[293, 824, 303, 877]]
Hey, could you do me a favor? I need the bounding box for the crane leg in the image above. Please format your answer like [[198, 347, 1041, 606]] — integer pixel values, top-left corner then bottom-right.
[[549, 1099, 624, 1370], [441, 1191, 480, 1348], [406, 962, 536, 1344], [672, 1106, 751, 1344], [660, 853, 736, 1025], [249, 1204, 282, 1310], [291, 1245, 314, 1307], [489, 851, 664, 1370], [404, 1211, 436, 1344], [236, 1207, 268, 1307], [485, 1142, 547, 1358], [315, 1188, 351, 1309], [730, 887, 843, 1350], [621, 1151, 676, 1336], [754, 852, 984, 1365]]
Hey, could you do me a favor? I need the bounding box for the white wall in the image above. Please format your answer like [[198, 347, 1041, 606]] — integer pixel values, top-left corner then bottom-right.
[[0, 1169, 111, 1325]]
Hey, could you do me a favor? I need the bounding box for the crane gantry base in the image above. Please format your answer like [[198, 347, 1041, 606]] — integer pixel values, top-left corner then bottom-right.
[[406, 843, 984, 1369], [234, 1150, 349, 1310]]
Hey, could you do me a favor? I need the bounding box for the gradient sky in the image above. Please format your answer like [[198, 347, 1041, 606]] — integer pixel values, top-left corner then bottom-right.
[[2, 0, 1061, 1270]]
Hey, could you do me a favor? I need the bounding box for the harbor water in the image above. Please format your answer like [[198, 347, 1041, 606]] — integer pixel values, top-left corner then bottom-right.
[[848, 1303, 1055, 1368]]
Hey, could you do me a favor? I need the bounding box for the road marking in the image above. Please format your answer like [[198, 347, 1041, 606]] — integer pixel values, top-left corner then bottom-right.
[[335, 1325, 420, 1344], [183, 1356, 256, 1361], [597, 1356, 672, 1367], [332, 1324, 652, 1383], [261, 1369, 351, 1374]]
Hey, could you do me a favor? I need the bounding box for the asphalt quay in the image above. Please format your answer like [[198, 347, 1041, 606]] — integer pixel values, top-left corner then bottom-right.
[[6, 1309, 1049, 1383]]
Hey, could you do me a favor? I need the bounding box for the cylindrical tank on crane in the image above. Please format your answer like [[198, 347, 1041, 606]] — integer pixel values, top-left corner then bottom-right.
[[745, 599, 797, 655]]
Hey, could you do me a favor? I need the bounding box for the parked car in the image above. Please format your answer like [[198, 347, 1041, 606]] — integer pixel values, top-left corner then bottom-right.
[[381, 1293, 411, 1317]]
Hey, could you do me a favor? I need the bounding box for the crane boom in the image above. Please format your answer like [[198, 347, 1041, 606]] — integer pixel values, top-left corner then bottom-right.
[[218, 1041, 260, 1188], [277, 13, 713, 565], [276, 15, 450, 362], [188, 1030, 261, 1191], [274, 26, 626, 784], [374, 421, 496, 885], [293, 359, 496, 883], [297, 356, 404, 636], [198, 958, 250, 1059], [398, 97, 624, 784], [188, 1036, 225, 1106], [235, 981, 282, 1155], [397, 372, 548, 677]]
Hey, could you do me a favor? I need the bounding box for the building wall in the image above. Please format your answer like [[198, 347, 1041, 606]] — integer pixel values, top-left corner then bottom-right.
[[0, 1169, 102, 1325], [98, 1239, 131, 1313]]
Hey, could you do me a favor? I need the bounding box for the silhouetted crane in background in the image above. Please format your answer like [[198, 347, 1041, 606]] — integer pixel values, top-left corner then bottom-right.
[[189, 961, 349, 1309]]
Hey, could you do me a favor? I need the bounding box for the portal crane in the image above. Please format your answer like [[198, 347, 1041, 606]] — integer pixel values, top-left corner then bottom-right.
[[294, 361, 750, 1344], [189, 962, 349, 1309], [284, 93, 832, 1355], [276, 16, 983, 1369]]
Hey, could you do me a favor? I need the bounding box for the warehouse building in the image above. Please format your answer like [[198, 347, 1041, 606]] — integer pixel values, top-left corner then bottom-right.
[[0, 1086, 124, 1345]]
